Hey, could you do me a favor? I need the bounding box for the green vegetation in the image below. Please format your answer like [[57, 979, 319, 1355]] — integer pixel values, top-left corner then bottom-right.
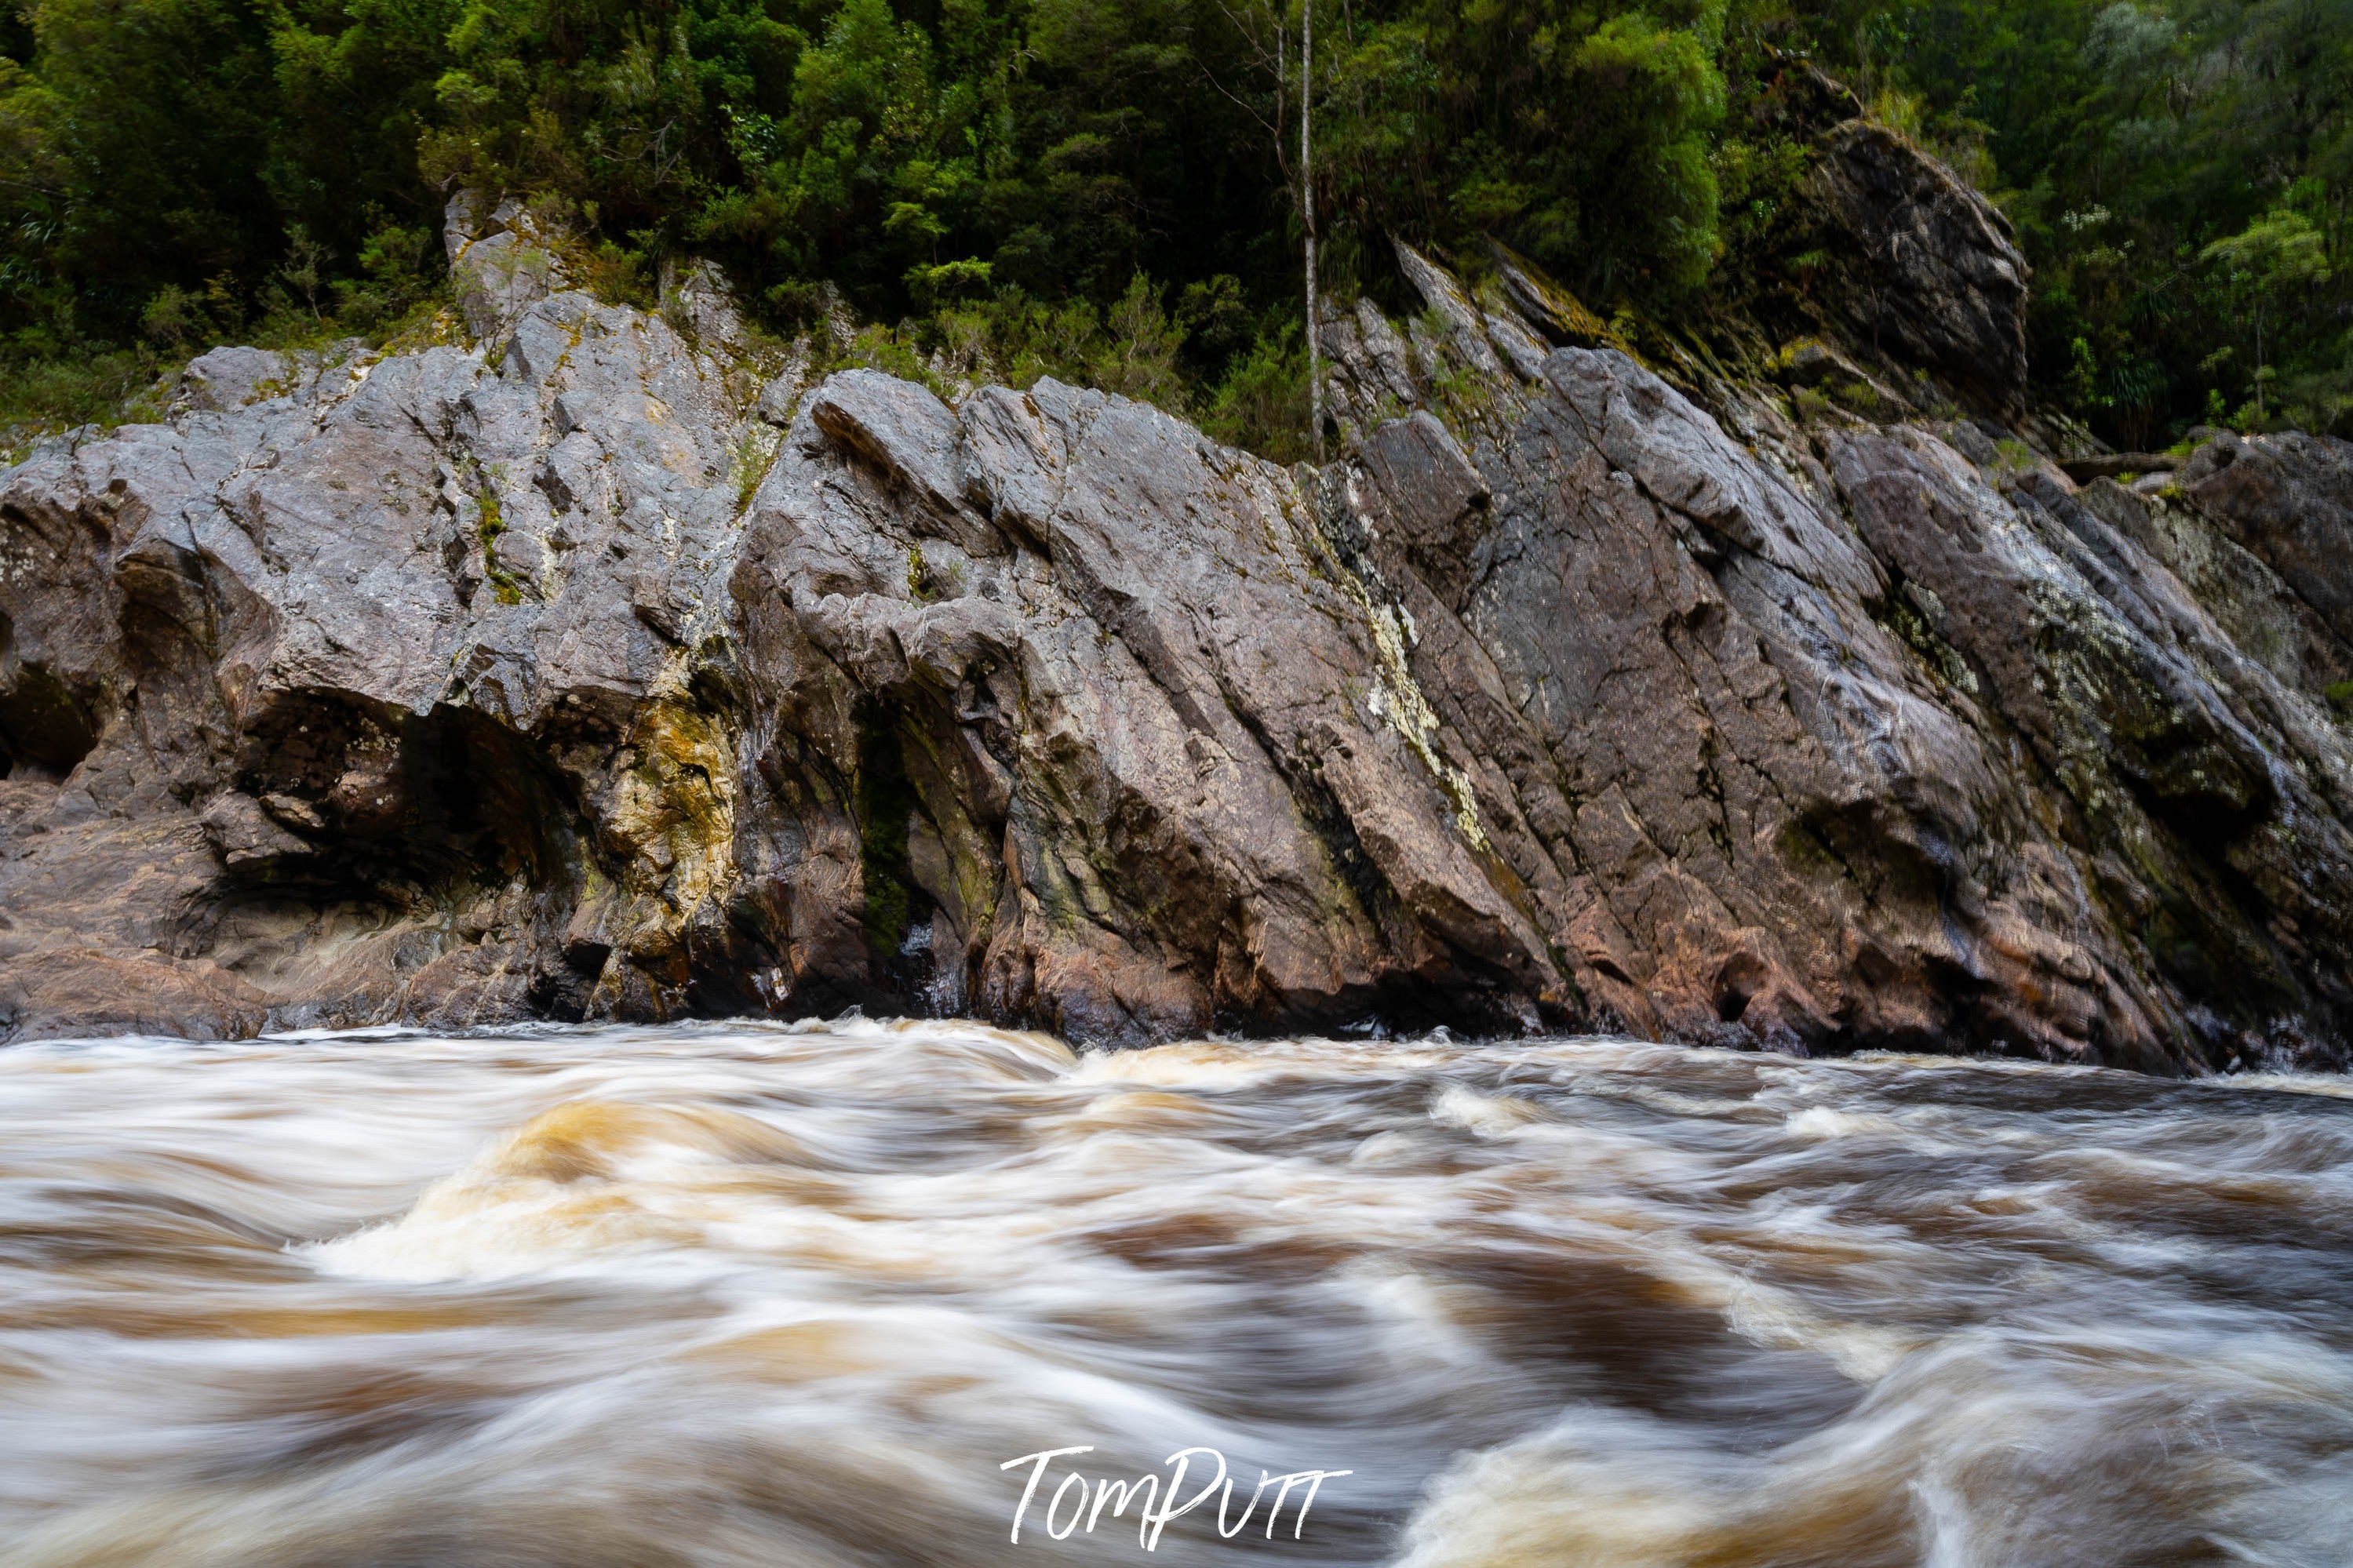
[[469, 468, 528, 603], [0, 0, 2346, 451], [0, 0, 1736, 456]]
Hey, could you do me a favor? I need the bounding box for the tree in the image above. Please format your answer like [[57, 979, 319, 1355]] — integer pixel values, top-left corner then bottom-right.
[[1301, 0, 1319, 460], [2202, 209, 2332, 424]]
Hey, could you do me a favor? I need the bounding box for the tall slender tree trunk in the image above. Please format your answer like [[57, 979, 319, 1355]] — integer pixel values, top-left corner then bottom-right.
[[2255, 307, 2267, 424], [1301, 0, 1321, 462]]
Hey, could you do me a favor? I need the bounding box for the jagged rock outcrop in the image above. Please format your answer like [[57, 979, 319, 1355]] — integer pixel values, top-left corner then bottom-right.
[[446, 192, 570, 340], [1805, 121, 2032, 420], [0, 266, 1574, 1046], [2183, 431, 2353, 653], [5, 163, 2353, 1069]]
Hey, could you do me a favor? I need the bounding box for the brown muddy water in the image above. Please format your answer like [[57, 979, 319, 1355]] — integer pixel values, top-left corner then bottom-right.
[[1, 1021, 2349, 1567]]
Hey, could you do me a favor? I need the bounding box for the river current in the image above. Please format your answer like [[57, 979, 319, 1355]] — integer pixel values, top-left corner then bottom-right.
[[1, 1020, 2349, 1566]]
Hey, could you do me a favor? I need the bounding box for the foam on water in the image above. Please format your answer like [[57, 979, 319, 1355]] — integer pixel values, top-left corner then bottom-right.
[[1, 1022, 2349, 1566]]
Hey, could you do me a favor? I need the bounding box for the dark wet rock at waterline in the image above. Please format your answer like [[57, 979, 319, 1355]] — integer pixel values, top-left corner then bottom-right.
[[5, 207, 2353, 1071]]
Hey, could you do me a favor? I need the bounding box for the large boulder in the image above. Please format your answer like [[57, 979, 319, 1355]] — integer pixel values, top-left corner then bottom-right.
[[1808, 121, 2033, 419]]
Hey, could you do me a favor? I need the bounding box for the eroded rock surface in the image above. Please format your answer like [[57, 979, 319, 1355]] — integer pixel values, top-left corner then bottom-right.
[[1807, 120, 2033, 420], [5, 228, 2353, 1068]]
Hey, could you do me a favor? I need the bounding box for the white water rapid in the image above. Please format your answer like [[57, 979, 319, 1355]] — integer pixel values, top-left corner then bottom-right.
[[2, 1021, 2348, 1566]]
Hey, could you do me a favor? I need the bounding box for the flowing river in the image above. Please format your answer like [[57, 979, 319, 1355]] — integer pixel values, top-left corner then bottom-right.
[[2, 1020, 2350, 1567]]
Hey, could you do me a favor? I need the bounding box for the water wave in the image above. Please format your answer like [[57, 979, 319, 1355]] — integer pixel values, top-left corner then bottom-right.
[[1, 1023, 2348, 1566]]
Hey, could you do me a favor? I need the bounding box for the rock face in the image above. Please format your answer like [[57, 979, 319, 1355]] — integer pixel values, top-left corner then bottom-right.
[[5, 187, 2353, 1070], [445, 192, 570, 340], [2183, 431, 2353, 652], [1806, 120, 2033, 420]]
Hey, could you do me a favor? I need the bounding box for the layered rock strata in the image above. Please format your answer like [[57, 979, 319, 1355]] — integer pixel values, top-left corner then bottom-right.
[[5, 176, 2352, 1070]]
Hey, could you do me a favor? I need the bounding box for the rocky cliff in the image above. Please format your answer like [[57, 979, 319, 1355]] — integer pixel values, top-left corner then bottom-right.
[[5, 140, 2353, 1071]]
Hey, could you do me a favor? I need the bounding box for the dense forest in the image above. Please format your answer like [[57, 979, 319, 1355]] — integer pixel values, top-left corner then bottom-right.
[[0, 0, 2345, 454]]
